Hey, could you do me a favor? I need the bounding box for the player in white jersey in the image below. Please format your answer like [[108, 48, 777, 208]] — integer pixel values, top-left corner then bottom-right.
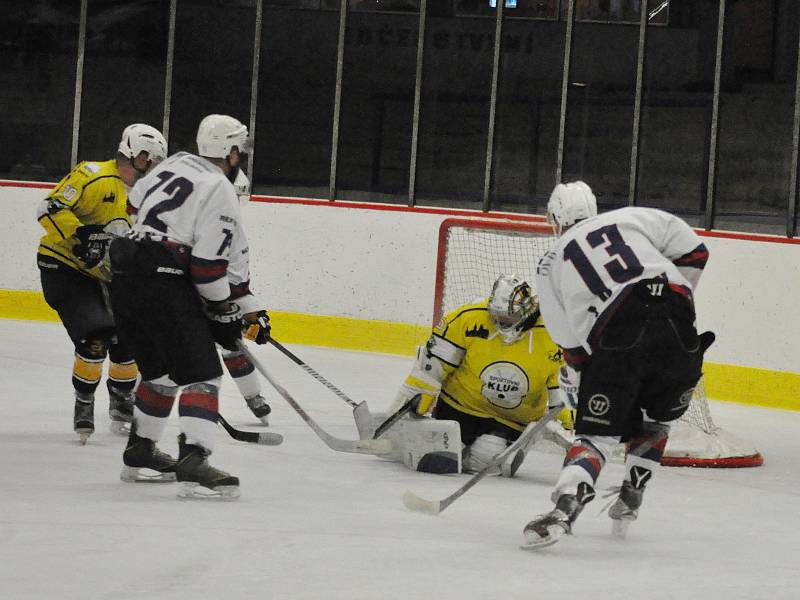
[[106, 115, 269, 500], [219, 169, 273, 425], [522, 181, 715, 548]]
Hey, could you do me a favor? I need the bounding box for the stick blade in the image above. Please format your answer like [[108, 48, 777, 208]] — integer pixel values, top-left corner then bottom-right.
[[402, 490, 442, 515], [353, 401, 374, 439]]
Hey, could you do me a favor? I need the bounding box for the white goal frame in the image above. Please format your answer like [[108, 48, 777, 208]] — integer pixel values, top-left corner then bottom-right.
[[433, 217, 763, 468]]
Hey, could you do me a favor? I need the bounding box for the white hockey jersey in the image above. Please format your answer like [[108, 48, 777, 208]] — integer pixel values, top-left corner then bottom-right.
[[535, 206, 708, 363], [127, 152, 255, 307]]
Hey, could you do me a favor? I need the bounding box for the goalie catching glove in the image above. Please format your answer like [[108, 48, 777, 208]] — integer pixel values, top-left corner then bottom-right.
[[203, 300, 243, 352], [243, 309, 271, 344], [73, 224, 114, 269]]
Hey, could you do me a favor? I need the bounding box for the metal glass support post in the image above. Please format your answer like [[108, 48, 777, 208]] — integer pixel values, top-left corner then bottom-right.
[[329, 0, 349, 201], [705, 0, 726, 231], [249, 0, 264, 177], [628, 0, 649, 206], [787, 16, 800, 238], [407, 0, 427, 207], [481, 0, 505, 212], [70, 0, 88, 168], [555, 0, 576, 184], [162, 0, 177, 143]]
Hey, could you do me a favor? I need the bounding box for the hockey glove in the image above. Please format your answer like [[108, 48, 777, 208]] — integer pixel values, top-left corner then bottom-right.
[[73, 224, 114, 269], [204, 301, 243, 352], [243, 310, 271, 345], [557, 364, 581, 410]]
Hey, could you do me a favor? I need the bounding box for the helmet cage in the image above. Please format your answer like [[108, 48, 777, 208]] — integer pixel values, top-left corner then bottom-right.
[[488, 275, 539, 343]]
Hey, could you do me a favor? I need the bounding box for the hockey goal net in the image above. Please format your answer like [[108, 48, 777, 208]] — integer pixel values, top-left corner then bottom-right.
[[434, 218, 763, 468]]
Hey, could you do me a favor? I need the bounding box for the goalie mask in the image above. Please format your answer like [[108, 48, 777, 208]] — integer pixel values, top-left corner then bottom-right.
[[547, 180, 597, 235], [487, 274, 539, 344]]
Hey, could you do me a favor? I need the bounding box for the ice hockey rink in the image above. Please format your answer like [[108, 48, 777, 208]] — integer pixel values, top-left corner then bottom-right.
[[1, 319, 798, 600]]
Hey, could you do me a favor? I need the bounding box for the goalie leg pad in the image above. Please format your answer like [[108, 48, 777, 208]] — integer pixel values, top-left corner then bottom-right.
[[372, 414, 462, 474], [464, 433, 508, 474]]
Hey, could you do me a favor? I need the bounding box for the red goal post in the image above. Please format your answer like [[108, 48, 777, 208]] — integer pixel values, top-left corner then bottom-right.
[[433, 217, 763, 468]]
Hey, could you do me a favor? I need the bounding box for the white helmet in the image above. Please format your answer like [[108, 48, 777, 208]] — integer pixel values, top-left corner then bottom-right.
[[487, 274, 539, 344], [547, 180, 597, 235], [233, 168, 251, 205], [118, 123, 167, 165], [196, 114, 251, 159]]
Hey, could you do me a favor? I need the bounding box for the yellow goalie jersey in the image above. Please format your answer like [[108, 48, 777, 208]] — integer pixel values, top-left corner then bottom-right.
[[424, 298, 563, 432], [36, 159, 131, 280]]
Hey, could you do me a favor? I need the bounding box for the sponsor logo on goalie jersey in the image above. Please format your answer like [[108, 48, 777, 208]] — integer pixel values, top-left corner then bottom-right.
[[479, 362, 529, 409]]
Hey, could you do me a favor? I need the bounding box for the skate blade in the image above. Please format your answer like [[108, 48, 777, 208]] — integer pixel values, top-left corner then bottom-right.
[[176, 482, 240, 501], [120, 466, 176, 483], [76, 430, 92, 445], [611, 518, 633, 539], [109, 420, 131, 436], [257, 416, 269, 426], [520, 525, 567, 551]]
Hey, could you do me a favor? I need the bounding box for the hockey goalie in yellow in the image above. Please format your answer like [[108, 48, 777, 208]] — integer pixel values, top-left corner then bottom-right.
[[391, 274, 573, 474]]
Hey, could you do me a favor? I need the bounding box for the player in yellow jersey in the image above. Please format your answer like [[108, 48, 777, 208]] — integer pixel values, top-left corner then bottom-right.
[[36, 124, 167, 444], [390, 274, 574, 474]]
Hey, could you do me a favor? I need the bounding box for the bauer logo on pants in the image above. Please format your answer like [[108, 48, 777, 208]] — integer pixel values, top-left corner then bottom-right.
[[588, 394, 610, 416]]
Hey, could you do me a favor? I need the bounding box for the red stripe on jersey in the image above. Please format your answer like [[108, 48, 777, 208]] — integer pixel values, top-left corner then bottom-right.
[[190, 256, 228, 284], [673, 244, 709, 269]]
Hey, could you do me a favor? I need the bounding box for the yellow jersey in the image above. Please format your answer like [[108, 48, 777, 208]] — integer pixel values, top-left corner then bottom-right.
[[430, 299, 563, 432], [37, 159, 131, 280]]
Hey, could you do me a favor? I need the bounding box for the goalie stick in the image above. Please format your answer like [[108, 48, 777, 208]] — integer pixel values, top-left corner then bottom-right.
[[236, 340, 392, 456], [267, 337, 373, 439], [218, 413, 284, 446], [373, 397, 415, 439], [402, 405, 562, 515]]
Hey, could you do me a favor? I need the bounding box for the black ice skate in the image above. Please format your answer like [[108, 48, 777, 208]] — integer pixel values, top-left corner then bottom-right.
[[608, 466, 651, 538], [175, 434, 240, 501], [245, 394, 271, 425], [120, 424, 177, 483], [108, 383, 134, 436], [521, 482, 596, 550], [74, 392, 95, 445]]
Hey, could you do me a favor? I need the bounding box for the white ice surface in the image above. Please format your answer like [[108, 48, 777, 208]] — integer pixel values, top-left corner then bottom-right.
[[1, 319, 798, 600]]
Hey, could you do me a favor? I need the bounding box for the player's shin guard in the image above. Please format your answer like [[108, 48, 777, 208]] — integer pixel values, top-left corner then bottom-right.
[[222, 350, 270, 424], [72, 351, 104, 396], [107, 360, 138, 434], [176, 379, 239, 500], [610, 419, 670, 537], [132, 376, 178, 442], [178, 380, 221, 452]]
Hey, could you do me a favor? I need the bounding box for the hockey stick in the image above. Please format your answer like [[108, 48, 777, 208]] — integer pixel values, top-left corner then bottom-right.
[[218, 413, 284, 446], [402, 405, 562, 515], [267, 337, 373, 439], [373, 397, 415, 439], [236, 340, 392, 455]]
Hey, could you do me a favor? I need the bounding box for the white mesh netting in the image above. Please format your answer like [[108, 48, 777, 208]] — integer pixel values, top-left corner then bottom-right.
[[435, 218, 762, 467]]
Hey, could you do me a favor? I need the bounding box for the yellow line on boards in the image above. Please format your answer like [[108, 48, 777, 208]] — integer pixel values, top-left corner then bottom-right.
[[2, 289, 797, 411]]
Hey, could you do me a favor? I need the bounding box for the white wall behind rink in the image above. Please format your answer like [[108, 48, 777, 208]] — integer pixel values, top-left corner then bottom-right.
[[2, 184, 798, 375]]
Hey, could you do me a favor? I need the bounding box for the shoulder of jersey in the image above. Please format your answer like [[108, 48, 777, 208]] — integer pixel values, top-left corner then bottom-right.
[[75, 160, 117, 178], [439, 297, 493, 335]]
